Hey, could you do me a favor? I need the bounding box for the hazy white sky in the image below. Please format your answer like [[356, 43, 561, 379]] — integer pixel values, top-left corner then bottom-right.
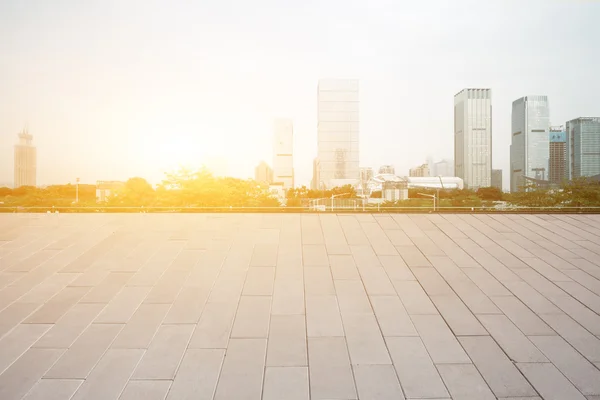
[[1, 0, 599, 189]]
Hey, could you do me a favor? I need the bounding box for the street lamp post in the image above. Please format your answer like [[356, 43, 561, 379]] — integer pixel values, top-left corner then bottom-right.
[[76, 178, 80, 204], [330, 193, 347, 212]]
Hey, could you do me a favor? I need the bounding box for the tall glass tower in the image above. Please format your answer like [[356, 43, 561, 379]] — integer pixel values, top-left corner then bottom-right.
[[510, 96, 550, 192], [317, 79, 359, 189], [566, 117, 600, 179], [454, 89, 492, 190]]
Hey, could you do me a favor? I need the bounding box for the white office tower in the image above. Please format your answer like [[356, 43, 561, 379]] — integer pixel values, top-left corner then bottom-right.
[[273, 119, 294, 189], [317, 79, 360, 189], [510, 95, 550, 192], [454, 89, 492, 190]]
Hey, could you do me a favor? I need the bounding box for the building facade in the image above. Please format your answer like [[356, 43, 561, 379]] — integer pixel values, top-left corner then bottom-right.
[[378, 165, 395, 175], [454, 89, 492, 190], [510, 96, 550, 192], [14, 128, 37, 188], [273, 119, 294, 189], [96, 181, 125, 203], [409, 163, 430, 177], [491, 169, 503, 191], [432, 159, 454, 177], [317, 79, 359, 188], [566, 117, 600, 180], [549, 127, 567, 185], [254, 161, 273, 184], [311, 158, 321, 190]]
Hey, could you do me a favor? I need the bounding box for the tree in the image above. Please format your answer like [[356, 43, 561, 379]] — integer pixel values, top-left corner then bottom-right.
[[559, 178, 600, 207], [110, 177, 155, 206], [476, 187, 503, 201]]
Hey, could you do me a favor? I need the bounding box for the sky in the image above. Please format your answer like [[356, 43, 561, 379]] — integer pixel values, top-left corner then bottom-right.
[[1, 0, 599, 190]]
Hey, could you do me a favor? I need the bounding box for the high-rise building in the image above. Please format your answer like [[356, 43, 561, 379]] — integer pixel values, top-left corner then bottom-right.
[[378, 165, 395, 175], [491, 169, 503, 191], [549, 127, 567, 185], [360, 167, 374, 182], [409, 164, 430, 177], [566, 117, 600, 179], [317, 79, 359, 188], [454, 89, 492, 190], [14, 128, 36, 188], [510, 96, 550, 192], [273, 119, 294, 189], [254, 161, 273, 184], [311, 158, 321, 190], [433, 159, 454, 177]]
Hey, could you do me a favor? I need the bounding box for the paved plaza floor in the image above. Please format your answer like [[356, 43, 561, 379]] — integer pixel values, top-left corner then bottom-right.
[[1, 213, 600, 399]]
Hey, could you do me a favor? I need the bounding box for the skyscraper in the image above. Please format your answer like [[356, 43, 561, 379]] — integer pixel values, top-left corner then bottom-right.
[[273, 119, 294, 189], [454, 89, 492, 190], [510, 96, 550, 192], [549, 127, 567, 185], [491, 169, 503, 191], [409, 164, 430, 177], [311, 158, 321, 190], [566, 117, 600, 179], [254, 161, 273, 184], [378, 165, 395, 175], [433, 159, 454, 177], [317, 79, 359, 188], [14, 128, 36, 188]]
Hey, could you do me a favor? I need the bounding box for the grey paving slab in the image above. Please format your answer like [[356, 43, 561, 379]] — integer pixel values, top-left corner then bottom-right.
[[267, 315, 307, 366], [430, 294, 488, 335], [271, 278, 304, 315], [132, 324, 194, 379], [302, 244, 329, 266], [0, 323, 51, 374], [459, 336, 537, 398], [263, 367, 310, 400], [518, 362, 587, 400], [111, 303, 170, 349], [163, 285, 209, 324], [306, 295, 344, 337], [392, 280, 438, 314], [242, 266, 275, 295], [230, 295, 271, 338], [491, 295, 556, 335], [411, 314, 471, 363], [303, 266, 335, 295], [353, 364, 405, 400], [437, 363, 496, 400], [541, 313, 600, 362], [94, 286, 151, 324], [166, 349, 224, 399], [120, 380, 172, 400], [334, 279, 372, 315], [342, 312, 391, 365], [308, 337, 357, 400], [214, 338, 266, 400], [22, 379, 83, 400], [386, 336, 449, 399], [370, 295, 418, 336]]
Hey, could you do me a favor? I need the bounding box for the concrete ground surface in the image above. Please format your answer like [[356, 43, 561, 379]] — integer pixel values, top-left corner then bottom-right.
[[1, 213, 600, 400]]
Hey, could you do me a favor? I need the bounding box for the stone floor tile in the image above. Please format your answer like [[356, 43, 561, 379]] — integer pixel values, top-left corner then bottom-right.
[[477, 314, 548, 363], [503, 280, 564, 314], [411, 314, 470, 363], [396, 245, 431, 267], [329, 255, 360, 280], [302, 245, 329, 266], [459, 336, 537, 398], [0, 323, 51, 374], [214, 338, 267, 400], [230, 295, 271, 338], [250, 244, 278, 266], [0, 302, 40, 338], [80, 272, 133, 303], [166, 349, 224, 399], [303, 267, 335, 295], [447, 279, 503, 315], [45, 323, 123, 378], [370, 295, 418, 336], [386, 336, 448, 399], [334, 280, 372, 315], [263, 367, 309, 400], [437, 363, 496, 400], [188, 301, 238, 348], [132, 324, 194, 379], [22, 379, 83, 400], [111, 303, 170, 349], [33, 303, 105, 349], [430, 294, 488, 335], [541, 313, 600, 362], [120, 380, 172, 400], [308, 337, 357, 400], [267, 315, 307, 367], [272, 278, 305, 315], [71, 348, 144, 400], [163, 286, 209, 324], [392, 280, 438, 314], [305, 295, 344, 337], [464, 268, 512, 297], [353, 364, 405, 400], [517, 363, 587, 400], [491, 295, 555, 335], [242, 267, 275, 295], [94, 286, 151, 324], [351, 245, 381, 268], [378, 255, 415, 280], [24, 286, 90, 323], [342, 313, 391, 365], [359, 267, 396, 295], [0, 348, 65, 400], [412, 267, 454, 296], [143, 270, 188, 304], [530, 335, 600, 395]]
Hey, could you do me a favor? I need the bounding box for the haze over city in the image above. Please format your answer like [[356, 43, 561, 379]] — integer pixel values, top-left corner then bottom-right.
[[1, 0, 599, 189]]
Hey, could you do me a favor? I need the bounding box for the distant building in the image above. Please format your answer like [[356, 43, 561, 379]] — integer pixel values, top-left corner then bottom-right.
[[378, 165, 395, 175], [406, 176, 464, 190], [566, 117, 600, 179], [96, 181, 125, 203], [382, 180, 408, 202], [360, 167, 374, 183], [14, 128, 36, 188], [432, 159, 454, 177], [549, 127, 567, 185], [311, 158, 321, 190], [454, 89, 492, 189], [254, 161, 273, 184], [409, 164, 430, 177], [273, 119, 294, 189], [491, 169, 503, 191], [510, 95, 550, 192], [318, 79, 359, 188]]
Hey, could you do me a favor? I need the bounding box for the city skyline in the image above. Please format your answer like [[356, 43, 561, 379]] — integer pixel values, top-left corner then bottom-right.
[[1, 1, 599, 189]]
